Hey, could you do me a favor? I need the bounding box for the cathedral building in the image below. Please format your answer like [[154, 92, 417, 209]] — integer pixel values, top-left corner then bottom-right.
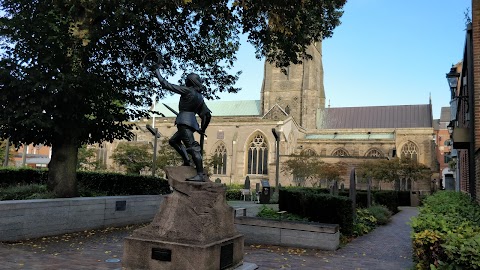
[[111, 42, 435, 194]]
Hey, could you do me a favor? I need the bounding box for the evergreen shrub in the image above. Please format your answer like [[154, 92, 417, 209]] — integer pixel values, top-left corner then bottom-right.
[[338, 190, 370, 208], [0, 168, 48, 186], [225, 189, 242, 200], [367, 205, 392, 225], [411, 191, 480, 269], [397, 191, 411, 206], [77, 171, 171, 195], [373, 191, 399, 213], [0, 168, 171, 197], [279, 187, 354, 235]]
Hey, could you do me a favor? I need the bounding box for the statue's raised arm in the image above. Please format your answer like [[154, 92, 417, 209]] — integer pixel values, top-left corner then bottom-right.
[[147, 53, 210, 182]]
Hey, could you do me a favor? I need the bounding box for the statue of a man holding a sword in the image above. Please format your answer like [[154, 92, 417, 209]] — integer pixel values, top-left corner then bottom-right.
[[147, 53, 211, 182]]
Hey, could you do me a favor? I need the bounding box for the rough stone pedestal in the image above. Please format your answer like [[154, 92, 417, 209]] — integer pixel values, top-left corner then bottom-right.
[[123, 166, 250, 270]]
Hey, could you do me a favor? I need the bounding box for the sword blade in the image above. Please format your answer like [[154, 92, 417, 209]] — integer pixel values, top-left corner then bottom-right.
[[162, 103, 179, 115]]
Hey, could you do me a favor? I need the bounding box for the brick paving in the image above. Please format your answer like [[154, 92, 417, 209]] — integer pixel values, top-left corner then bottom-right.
[[0, 203, 417, 270]]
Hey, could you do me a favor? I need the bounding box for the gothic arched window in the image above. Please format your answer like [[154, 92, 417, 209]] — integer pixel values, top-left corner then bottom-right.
[[212, 143, 227, 175], [365, 148, 383, 158], [401, 141, 418, 162], [301, 149, 317, 156], [331, 148, 349, 157], [247, 133, 268, 175]]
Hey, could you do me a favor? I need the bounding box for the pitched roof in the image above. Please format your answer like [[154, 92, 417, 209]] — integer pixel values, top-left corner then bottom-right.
[[153, 100, 261, 117], [317, 104, 433, 129]]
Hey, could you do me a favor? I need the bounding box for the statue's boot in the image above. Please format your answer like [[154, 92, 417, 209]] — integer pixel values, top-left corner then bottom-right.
[[186, 173, 205, 182], [186, 148, 205, 182], [169, 141, 191, 166]]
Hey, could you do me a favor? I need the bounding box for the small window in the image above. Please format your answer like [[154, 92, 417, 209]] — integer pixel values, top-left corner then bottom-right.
[[332, 148, 349, 157]]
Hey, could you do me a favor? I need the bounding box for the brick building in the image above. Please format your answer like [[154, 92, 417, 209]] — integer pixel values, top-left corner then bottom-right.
[[433, 107, 454, 190], [448, 0, 479, 203]]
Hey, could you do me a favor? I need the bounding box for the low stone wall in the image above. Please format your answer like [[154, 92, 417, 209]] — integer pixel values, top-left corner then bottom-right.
[[0, 195, 162, 242], [235, 216, 339, 251]]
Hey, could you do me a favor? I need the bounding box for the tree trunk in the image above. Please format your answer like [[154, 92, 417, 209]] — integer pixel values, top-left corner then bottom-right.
[[48, 134, 79, 198]]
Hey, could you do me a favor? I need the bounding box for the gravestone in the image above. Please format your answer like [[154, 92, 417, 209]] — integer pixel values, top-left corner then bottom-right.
[[340, 183, 345, 192], [367, 177, 372, 208], [215, 178, 222, 184], [329, 180, 339, 196], [123, 166, 250, 270], [349, 168, 356, 218], [244, 176, 250, 190]]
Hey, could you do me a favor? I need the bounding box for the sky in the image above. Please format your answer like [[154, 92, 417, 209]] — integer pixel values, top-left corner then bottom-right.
[[162, 0, 472, 119]]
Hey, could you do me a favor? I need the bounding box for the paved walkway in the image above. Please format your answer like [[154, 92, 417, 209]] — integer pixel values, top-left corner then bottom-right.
[[0, 203, 417, 270], [244, 207, 418, 269]]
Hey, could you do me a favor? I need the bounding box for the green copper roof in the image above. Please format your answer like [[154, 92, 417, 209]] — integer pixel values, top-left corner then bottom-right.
[[305, 133, 395, 140], [153, 100, 261, 117]]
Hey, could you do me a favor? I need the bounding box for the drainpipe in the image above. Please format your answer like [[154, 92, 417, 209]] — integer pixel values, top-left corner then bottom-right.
[[466, 23, 476, 200]]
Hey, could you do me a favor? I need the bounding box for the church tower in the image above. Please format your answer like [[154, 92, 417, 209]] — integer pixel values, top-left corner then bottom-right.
[[260, 42, 325, 130]]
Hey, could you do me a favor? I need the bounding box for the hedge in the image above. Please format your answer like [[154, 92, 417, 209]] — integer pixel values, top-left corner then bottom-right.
[[411, 191, 480, 269], [373, 191, 399, 213], [0, 168, 48, 186], [78, 171, 171, 196], [397, 191, 411, 206], [279, 187, 354, 235], [0, 168, 171, 196]]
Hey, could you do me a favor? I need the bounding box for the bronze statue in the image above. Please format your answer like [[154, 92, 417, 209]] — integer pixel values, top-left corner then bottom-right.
[[150, 58, 211, 182]]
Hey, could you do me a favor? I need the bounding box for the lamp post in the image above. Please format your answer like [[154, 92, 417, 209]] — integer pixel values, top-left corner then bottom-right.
[[447, 121, 454, 136], [271, 128, 280, 192], [446, 66, 460, 99], [146, 124, 161, 177]]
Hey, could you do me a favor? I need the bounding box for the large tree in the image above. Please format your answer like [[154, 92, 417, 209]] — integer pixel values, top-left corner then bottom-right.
[[357, 158, 432, 191], [0, 0, 346, 197]]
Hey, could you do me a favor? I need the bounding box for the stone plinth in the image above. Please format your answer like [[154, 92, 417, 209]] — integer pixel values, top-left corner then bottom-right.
[[123, 166, 246, 270]]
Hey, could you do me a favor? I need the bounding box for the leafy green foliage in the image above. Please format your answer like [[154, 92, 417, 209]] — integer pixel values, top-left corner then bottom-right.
[[357, 158, 432, 191], [0, 184, 55, 200], [282, 153, 347, 187], [0, 168, 171, 198], [0, 168, 48, 187], [256, 205, 308, 222], [154, 138, 183, 172], [0, 0, 345, 196], [411, 191, 480, 269], [278, 187, 354, 235], [111, 142, 152, 175], [373, 191, 399, 213], [367, 205, 392, 225], [226, 189, 242, 201], [353, 208, 377, 236], [77, 171, 171, 196], [77, 145, 106, 171]]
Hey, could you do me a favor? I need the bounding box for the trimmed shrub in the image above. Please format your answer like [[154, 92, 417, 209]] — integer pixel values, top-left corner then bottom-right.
[[338, 190, 371, 208], [0, 168, 171, 197], [225, 189, 242, 200], [411, 191, 480, 269], [353, 208, 377, 236], [256, 205, 308, 222], [0, 168, 48, 186], [367, 205, 392, 225], [373, 191, 399, 213], [77, 171, 171, 196], [397, 191, 411, 206], [279, 187, 354, 235], [0, 184, 55, 200]]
